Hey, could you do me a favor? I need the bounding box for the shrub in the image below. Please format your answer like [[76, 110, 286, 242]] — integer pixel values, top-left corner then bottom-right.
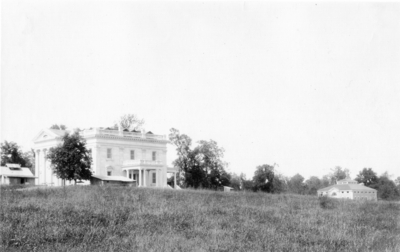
[[319, 196, 337, 209]]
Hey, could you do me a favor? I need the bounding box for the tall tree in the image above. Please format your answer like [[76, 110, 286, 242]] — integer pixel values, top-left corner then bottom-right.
[[305, 176, 322, 195], [355, 168, 379, 187], [252, 164, 275, 193], [229, 173, 242, 191], [169, 128, 229, 189], [1, 141, 27, 166], [288, 173, 306, 194], [376, 175, 400, 200], [117, 114, 145, 131], [46, 131, 92, 185], [22, 149, 35, 174], [321, 175, 331, 187], [272, 173, 288, 193], [50, 124, 67, 130], [329, 166, 350, 184]]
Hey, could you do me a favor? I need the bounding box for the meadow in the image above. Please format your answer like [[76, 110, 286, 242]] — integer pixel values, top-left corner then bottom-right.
[[1, 186, 399, 252]]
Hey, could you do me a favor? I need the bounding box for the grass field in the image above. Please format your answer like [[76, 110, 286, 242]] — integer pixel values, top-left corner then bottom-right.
[[1, 186, 399, 252]]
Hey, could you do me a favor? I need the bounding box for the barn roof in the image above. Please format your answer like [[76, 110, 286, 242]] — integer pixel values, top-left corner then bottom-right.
[[0, 166, 36, 178], [317, 183, 376, 192]]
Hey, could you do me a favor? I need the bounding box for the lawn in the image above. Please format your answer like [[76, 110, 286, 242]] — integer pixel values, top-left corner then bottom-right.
[[1, 186, 399, 251]]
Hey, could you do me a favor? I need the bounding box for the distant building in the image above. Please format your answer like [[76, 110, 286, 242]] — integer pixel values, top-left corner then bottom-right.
[[0, 163, 36, 185], [317, 177, 377, 201], [32, 127, 178, 187], [223, 186, 234, 192]]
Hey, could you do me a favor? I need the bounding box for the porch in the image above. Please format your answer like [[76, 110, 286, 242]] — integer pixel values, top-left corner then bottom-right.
[[122, 160, 164, 187]]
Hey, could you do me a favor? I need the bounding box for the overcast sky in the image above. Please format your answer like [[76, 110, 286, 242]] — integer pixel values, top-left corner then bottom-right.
[[2, 1, 400, 180]]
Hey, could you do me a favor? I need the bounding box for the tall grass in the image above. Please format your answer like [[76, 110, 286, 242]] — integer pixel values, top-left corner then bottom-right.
[[1, 186, 399, 251]]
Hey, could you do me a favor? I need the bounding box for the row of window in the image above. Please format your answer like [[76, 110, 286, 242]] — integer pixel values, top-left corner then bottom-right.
[[341, 191, 375, 194], [106, 149, 157, 161]]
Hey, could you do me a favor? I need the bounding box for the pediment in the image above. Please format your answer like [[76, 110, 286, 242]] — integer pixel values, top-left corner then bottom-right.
[[32, 129, 61, 143]]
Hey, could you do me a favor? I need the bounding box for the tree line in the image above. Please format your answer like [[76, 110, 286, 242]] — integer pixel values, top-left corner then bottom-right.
[[169, 129, 400, 201], [2, 120, 399, 200]]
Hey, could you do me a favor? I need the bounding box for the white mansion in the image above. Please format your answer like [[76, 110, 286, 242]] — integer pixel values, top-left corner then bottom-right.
[[33, 127, 178, 187]]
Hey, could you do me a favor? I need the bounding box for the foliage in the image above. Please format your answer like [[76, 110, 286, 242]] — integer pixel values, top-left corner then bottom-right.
[[169, 128, 229, 189], [355, 168, 379, 188], [46, 132, 92, 184], [321, 175, 331, 187], [305, 176, 322, 195], [376, 175, 400, 200], [21, 149, 35, 174], [329, 166, 350, 184], [1, 187, 399, 251], [50, 124, 67, 130], [288, 173, 306, 194], [115, 114, 145, 131], [252, 164, 275, 192], [271, 173, 288, 193], [229, 173, 242, 190], [319, 196, 338, 209], [241, 178, 255, 191], [1, 141, 28, 167]]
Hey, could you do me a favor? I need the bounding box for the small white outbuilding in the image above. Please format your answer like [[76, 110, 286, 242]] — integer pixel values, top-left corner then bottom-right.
[[0, 163, 36, 185], [223, 186, 234, 192]]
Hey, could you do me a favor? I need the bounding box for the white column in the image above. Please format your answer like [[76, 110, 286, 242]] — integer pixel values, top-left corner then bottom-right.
[[143, 169, 147, 187], [43, 149, 47, 185], [174, 172, 177, 189], [126, 169, 129, 178], [138, 168, 142, 187], [35, 150, 40, 185]]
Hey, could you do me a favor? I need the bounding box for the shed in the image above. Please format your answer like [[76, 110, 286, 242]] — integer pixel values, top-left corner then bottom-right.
[[223, 186, 234, 192], [0, 164, 36, 185]]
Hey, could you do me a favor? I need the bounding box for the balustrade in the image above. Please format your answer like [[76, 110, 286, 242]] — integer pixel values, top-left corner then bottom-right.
[[81, 128, 165, 140]]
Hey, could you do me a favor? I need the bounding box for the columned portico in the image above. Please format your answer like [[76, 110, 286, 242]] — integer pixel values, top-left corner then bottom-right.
[[138, 168, 142, 186], [167, 167, 179, 189], [122, 159, 164, 188]]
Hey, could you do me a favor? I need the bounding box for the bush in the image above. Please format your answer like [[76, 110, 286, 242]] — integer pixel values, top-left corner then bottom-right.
[[319, 196, 337, 209]]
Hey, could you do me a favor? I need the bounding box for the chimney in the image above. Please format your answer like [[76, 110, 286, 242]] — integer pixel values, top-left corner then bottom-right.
[[118, 123, 123, 136]]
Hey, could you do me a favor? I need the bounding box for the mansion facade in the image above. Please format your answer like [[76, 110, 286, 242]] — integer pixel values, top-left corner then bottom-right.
[[32, 127, 178, 188]]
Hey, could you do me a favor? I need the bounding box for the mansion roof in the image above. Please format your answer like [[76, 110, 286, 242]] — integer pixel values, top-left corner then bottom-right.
[[48, 129, 68, 136], [34, 127, 167, 143]]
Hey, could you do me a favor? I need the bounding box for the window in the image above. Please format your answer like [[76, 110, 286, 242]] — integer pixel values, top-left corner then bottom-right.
[[130, 150, 135, 160], [152, 151, 157, 161], [107, 148, 112, 159], [129, 173, 132, 179], [133, 174, 137, 181], [107, 171, 112, 176], [152, 173, 156, 183], [347, 191, 349, 193], [88, 149, 92, 158]]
